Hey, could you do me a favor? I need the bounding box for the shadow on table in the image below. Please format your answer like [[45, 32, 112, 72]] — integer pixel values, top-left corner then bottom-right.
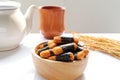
[[33, 72, 46, 80], [76, 74, 86, 80], [0, 44, 31, 62], [33, 71, 85, 80]]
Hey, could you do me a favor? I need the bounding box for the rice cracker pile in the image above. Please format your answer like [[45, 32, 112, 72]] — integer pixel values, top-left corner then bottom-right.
[[35, 36, 89, 62], [72, 32, 120, 59]]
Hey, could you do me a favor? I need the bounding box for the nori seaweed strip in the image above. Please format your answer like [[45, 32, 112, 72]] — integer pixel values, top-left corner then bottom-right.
[[61, 37, 74, 43], [61, 43, 75, 52], [73, 47, 83, 53], [43, 42, 48, 47], [49, 49, 55, 56], [56, 52, 73, 62], [38, 46, 49, 55]]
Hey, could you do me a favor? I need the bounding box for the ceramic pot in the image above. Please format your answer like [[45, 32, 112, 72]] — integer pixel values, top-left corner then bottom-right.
[[0, 1, 36, 51]]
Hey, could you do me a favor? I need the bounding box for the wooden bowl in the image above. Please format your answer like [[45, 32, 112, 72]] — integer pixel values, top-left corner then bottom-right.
[[32, 42, 89, 80]]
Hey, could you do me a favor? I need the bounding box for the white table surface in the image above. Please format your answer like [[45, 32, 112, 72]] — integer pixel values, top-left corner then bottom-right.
[[0, 33, 120, 80]]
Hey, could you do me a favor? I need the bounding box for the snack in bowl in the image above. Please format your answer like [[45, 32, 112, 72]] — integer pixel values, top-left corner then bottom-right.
[[32, 36, 89, 80]]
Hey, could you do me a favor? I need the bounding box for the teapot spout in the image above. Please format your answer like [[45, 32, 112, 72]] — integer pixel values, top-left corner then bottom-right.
[[24, 5, 36, 34]]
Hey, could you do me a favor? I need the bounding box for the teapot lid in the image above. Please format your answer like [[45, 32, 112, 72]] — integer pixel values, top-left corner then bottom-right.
[[0, 1, 20, 10]]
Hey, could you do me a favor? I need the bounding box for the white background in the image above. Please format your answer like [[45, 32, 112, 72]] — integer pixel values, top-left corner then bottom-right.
[[3, 0, 120, 33]]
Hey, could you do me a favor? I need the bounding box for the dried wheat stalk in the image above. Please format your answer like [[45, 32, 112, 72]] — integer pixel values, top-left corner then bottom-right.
[[72, 32, 120, 59]]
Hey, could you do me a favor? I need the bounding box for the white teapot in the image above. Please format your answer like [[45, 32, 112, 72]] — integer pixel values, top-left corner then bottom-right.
[[0, 1, 36, 51]]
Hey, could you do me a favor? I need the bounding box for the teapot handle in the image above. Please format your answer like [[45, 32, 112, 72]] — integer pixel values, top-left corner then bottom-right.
[[24, 5, 38, 35]]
